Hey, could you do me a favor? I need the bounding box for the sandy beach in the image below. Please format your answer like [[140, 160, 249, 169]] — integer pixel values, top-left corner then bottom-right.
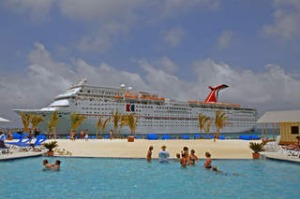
[[52, 139, 256, 159]]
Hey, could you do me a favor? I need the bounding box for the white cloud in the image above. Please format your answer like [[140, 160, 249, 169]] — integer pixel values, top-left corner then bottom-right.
[[192, 59, 300, 112], [162, 26, 185, 47], [77, 22, 129, 52], [159, 0, 220, 19], [217, 30, 234, 49], [262, 0, 300, 41], [157, 56, 179, 74], [4, 0, 54, 22]]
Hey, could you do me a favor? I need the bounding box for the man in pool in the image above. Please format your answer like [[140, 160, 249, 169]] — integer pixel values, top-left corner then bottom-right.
[[158, 145, 169, 163], [43, 159, 53, 170], [53, 160, 61, 171]]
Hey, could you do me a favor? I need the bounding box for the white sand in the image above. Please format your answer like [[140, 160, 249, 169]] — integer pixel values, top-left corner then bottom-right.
[[52, 139, 256, 159]]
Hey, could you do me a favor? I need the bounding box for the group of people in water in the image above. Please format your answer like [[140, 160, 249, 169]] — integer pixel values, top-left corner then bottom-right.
[[43, 159, 61, 171], [147, 145, 221, 171]]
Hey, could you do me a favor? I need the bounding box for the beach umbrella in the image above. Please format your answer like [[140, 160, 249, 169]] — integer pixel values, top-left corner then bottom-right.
[[0, 117, 10, 123]]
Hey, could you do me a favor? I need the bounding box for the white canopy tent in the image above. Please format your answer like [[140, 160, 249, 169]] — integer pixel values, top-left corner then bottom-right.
[[0, 116, 10, 123]]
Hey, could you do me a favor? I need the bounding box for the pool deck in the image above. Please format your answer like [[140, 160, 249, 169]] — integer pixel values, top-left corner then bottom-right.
[[0, 150, 45, 161], [261, 152, 300, 163]]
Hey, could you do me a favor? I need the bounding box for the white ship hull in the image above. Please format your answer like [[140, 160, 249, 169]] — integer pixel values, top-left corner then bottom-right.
[[14, 80, 257, 136]]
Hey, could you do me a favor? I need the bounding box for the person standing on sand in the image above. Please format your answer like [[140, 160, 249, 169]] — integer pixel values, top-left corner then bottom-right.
[[158, 145, 169, 163], [84, 129, 89, 141], [147, 146, 153, 162], [109, 130, 113, 139]]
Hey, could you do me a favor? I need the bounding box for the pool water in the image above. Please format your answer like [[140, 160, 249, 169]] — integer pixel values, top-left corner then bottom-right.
[[1, 157, 299, 199]]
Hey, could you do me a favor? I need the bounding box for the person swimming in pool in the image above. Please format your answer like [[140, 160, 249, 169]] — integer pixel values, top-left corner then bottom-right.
[[158, 145, 169, 163], [180, 153, 188, 168], [212, 166, 240, 176], [53, 160, 61, 171], [147, 146, 153, 162], [43, 159, 53, 170], [189, 149, 199, 165], [204, 152, 212, 169]]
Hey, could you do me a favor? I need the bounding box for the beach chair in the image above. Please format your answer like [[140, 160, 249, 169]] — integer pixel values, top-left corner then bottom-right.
[[162, 135, 171, 140], [219, 135, 226, 140], [147, 134, 158, 140], [180, 135, 190, 140], [12, 136, 46, 151], [194, 134, 201, 139], [263, 135, 281, 152]]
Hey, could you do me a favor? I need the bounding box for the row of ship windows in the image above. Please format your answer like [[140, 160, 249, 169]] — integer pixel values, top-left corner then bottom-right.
[[84, 112, 254, 126], [82, 89, 120, 96]]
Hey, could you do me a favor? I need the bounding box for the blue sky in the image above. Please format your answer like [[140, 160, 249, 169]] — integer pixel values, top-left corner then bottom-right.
[[0, 0, 300, 127]]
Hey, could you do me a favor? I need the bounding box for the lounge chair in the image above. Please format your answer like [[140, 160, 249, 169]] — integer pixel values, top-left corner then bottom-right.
[[194, 134, 201, 139], [9, 136, 46, 151], [147, 134, 158, 140], [162, 135, 171, 140], [180, 135, 190, 140], [263, 135, 281, 152]]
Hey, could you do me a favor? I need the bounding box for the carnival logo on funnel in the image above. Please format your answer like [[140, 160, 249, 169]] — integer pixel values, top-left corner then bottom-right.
[[126, 104, 135, 112]]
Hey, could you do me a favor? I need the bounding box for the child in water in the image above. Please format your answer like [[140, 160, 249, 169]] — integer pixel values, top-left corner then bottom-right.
[[147, 146, 153, 162], [204, 152, 212, 169]]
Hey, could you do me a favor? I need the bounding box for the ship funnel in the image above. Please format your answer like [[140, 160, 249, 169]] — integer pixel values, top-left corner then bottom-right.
[[204, 84, 229, 103]]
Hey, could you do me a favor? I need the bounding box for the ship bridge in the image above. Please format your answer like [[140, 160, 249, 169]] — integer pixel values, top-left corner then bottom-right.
[[55, 87, 81, 99]]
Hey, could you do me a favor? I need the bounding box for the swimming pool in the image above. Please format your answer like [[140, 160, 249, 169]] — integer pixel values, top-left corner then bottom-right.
[[1, 157, 299, 199]]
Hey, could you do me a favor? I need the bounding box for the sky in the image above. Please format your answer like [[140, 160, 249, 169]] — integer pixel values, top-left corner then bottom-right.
[[0, 0, 300, 127]]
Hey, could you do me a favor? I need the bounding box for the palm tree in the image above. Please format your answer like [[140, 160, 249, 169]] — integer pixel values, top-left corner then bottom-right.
[[111, 110, 121, 138], [214, 110, 229, 138], [47, 111, 59, 139], [21, 112, 33, 133], [96, 116, 111, 138], [198, 113, 210, 136], [119, 115, 128, 138], [31, 115, 44, 133], [126, 113, 138, 135], [70, 112, 87, 138], [203, 118, 211, 136]]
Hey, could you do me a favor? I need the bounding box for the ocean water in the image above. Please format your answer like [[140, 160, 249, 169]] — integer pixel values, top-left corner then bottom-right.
[[1, 157, 299, 199]]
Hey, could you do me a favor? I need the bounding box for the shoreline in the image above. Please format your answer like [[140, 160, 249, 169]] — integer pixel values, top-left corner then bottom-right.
[[51, 139, 256, 159]]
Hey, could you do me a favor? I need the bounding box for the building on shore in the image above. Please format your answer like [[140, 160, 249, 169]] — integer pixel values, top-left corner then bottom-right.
[[257, 110, 300, 145]]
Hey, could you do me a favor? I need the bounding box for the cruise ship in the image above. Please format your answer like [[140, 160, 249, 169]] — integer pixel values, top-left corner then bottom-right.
[[14, 79, 257, 136]]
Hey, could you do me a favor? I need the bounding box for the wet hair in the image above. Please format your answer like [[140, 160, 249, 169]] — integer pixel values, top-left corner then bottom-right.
[[43, 159, 48, 164], [176, 153, 181, 158], [205, 152, 211, 158], [183, 146, 188, 151], [212, 166, 217, 171], [55, 160, 61, 165]]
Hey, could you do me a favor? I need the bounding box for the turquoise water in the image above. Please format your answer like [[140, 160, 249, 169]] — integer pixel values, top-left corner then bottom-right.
[[1, 157, 299, 199]]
